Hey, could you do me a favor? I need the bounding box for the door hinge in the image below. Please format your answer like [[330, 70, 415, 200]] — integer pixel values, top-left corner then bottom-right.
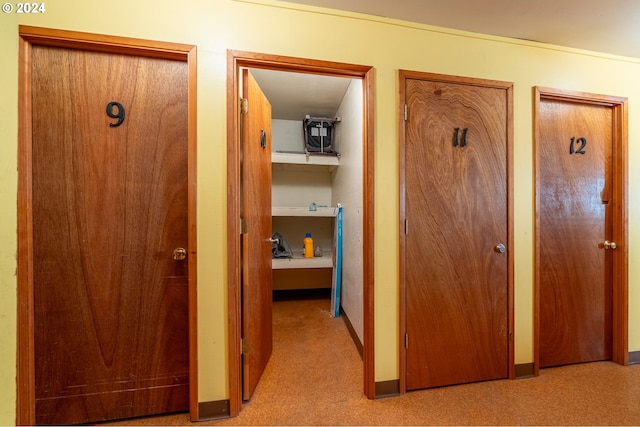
[[404, 219, 408, 235], [241, 98, 248, 114], [404, 104, 408, 121], [241, 338, 248, 354], [405, 333, 408, 348], [240, 218, 247, 234]]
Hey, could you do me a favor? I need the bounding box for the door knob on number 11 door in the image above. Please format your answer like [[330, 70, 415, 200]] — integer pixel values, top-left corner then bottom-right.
[[603, 240, 617, 250], [494, 243, 506, 253], [173, 247, 187, 261]]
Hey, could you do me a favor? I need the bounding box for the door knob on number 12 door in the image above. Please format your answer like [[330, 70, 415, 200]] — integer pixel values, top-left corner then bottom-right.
[[494, 243, 506, 253], [603, 240, 617, 250]]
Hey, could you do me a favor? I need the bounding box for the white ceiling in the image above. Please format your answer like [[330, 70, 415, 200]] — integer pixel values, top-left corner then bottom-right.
[[283, 0, 640, 59], [250, 68, 353, 121], [251, 0, 640, 121]]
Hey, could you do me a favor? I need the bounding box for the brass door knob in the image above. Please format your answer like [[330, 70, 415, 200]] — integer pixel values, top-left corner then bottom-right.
[[603, 240, 617, 250], [173, 247, 187, 261]]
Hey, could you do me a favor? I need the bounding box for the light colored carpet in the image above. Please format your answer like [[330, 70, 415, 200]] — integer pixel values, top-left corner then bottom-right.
[[105, 296, 640, 426]]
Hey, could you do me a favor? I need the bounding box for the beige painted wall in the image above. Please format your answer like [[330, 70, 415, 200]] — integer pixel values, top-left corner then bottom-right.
[[2, 0, 639, 424], [1, 8, 18, 425]]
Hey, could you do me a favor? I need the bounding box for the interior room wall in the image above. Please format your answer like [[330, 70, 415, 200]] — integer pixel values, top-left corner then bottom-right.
[[332, 79, 365, 343], [2, 0, 640, 423], [272, 119, 305, 153], [0, 9, 18, 425]]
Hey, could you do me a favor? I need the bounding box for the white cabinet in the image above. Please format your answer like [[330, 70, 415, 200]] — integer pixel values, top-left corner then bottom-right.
[[271, 151, 339, 289]]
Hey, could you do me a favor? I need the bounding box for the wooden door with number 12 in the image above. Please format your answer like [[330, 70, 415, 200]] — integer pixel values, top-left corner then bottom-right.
[[537, 94, 614, 367]]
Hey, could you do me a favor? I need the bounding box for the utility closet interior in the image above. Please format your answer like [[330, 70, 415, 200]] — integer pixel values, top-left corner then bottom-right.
[[250, 68, 365, 346]]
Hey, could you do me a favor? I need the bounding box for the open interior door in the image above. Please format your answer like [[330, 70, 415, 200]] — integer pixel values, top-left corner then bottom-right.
[[241, 69, 273, 400]]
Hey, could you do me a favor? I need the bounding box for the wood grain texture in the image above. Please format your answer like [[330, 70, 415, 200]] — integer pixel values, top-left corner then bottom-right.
[[361, 67, 376, 400], [241, 69, 273, 400], [403, 77, 510, 390], [609, 96, 629, 366], [19, 25, 195, 61], [31, 45, 189, 424], [537, 98, 613, 367], [184, 45, 199, 423]]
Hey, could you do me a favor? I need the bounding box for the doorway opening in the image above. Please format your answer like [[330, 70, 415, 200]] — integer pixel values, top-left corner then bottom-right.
[[226, 51, 375, 416]]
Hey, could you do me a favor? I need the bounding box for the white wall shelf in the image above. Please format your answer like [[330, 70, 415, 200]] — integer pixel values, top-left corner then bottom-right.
[[272, 252, 333, 270], [272, 206, 337, 217], [270, 121, 340, 290], [272, 152, 339, 172]]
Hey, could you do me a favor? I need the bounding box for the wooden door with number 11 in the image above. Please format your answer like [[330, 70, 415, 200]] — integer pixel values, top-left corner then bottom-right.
[[401, 72, 512, 391]]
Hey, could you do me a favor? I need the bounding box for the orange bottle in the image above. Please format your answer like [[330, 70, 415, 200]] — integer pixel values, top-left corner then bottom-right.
[[303, 233, 314, 258]]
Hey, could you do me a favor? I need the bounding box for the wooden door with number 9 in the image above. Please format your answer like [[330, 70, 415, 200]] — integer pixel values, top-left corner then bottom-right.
[[32, 45, 189, 424]]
